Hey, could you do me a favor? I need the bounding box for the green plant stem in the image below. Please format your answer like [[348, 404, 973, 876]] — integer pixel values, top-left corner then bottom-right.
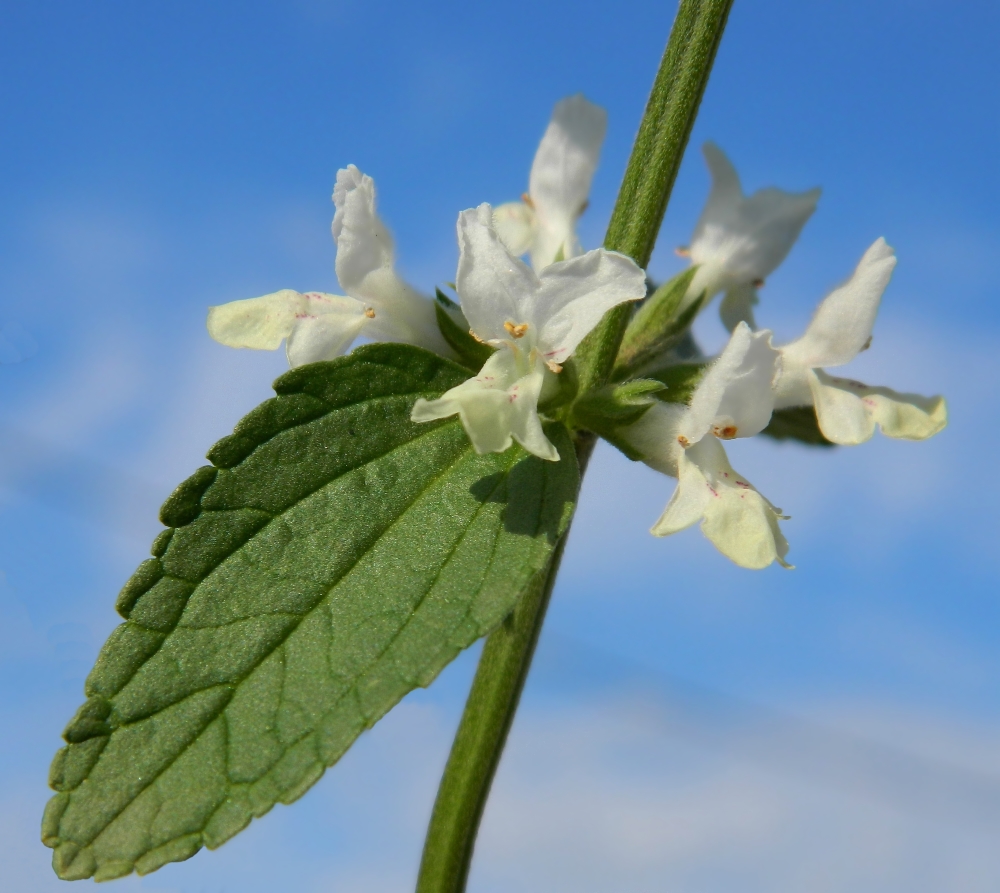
[[575, 0, 735, 395], [413, 488, 571, 893], [415, 4, 733, 891]]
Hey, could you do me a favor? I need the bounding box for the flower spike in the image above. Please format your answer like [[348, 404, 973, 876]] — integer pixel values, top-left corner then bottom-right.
[[412, 204, 646, 461]]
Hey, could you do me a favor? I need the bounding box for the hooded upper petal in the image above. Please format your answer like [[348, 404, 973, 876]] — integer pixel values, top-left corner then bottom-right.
[[332, 165, 446, 353], [332, 165, 394, 296], [652, 435, 791, 569], [689, 143, 820, 297], [456, 204, 541, 344], [780, 238, 896, 372], [681, 322, 779, 444], [527, 94, 607, 269], [809, 369, 948, 445]]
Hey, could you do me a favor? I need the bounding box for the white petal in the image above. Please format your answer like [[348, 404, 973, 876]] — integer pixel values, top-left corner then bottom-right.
[[332, 165, 395, 295], [810, 368, 947, 445], [653, 436, 791, 569], [332, 165, 447, 354], [781, 238, 895, 370], [621, 402, 686, 476], [352, 267, 448, 353], [411, 349, 558, 461], [528, 94, 606, 261], [456, 204, 540, 344], [689, 142, 819, 292], [493, 202, 536, 258], [207, 289, 306, 350], [507, 361, 558, 461], [285, 295, 370, 366], [531, 248, 647, 363], [649, 452, 711, 536], [718, 282, 759, 332], [683, 322, 779, 443]]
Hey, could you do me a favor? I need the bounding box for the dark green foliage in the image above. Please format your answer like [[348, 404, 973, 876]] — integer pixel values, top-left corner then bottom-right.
[[43, 344, 578, 882], [613, 268, 702, 378], [762, 405, 835, 447], [434, 289, 495, 371], [644, 361, 706, 404], [572, 379, 667, 461]]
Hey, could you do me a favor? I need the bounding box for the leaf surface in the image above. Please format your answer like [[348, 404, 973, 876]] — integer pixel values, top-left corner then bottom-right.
[[42, 344, 577, 881]]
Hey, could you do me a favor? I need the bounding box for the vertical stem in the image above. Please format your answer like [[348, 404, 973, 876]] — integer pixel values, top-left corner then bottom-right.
[[416, 3, 733, 891], [575, 0, 735, 396], [414, 525, 572, 893]]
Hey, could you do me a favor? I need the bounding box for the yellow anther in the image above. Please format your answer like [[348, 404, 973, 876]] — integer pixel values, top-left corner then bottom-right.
[[504, 321, 529, 338], [364, 307, 376, 319], [546, 361, 563, 374], [521, 193, 535, 210]]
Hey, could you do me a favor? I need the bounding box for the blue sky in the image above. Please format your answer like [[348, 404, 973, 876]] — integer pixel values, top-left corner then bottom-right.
[[2, 1, 1000, 890]]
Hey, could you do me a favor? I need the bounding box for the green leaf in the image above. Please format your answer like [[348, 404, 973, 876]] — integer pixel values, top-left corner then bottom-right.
[[434, 288, 494, 371], [42, 343, 578, 882], [613, 268, 704, 378], [761, 405, 834, 447]]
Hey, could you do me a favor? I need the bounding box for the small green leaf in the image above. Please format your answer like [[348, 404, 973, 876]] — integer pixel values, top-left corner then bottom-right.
[[572, 378, 667, 460], [644, 361, 706, 404], [613, 267, 702, 377], [435, 288, 494, 371], [761, 405, 834, 447], [43, 343, 578, 881]]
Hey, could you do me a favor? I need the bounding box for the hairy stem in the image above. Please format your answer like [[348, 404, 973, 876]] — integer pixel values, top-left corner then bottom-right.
[[415, 3, 733, 891], [575, 0, 734, 396]]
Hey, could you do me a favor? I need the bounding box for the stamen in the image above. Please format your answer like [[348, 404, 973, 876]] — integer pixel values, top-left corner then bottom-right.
[[546, 361, 563, 374], [364, 307, 376, 319], [521, 193, 535, 210], [713, 424, 738, 439], [675, 246, 690, 257], [677, 435, 690, 447], [469, 328, 487, 344], [504, 321, 529, 338]]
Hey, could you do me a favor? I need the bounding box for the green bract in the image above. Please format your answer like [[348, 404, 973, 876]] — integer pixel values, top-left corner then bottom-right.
[[42, 344, 577, 881]]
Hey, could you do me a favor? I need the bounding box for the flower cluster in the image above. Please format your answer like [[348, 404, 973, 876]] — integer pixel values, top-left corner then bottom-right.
[[207, 96, 947, 571]]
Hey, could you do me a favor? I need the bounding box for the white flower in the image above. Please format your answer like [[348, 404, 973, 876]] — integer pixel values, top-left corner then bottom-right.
[[492, 95, 607, 271], [684, 143, 820, 330], [623, 323, 791, 569], [775, 238, 947, 445], [411, 204, 645, 461], [207, 165, 446, 366]]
